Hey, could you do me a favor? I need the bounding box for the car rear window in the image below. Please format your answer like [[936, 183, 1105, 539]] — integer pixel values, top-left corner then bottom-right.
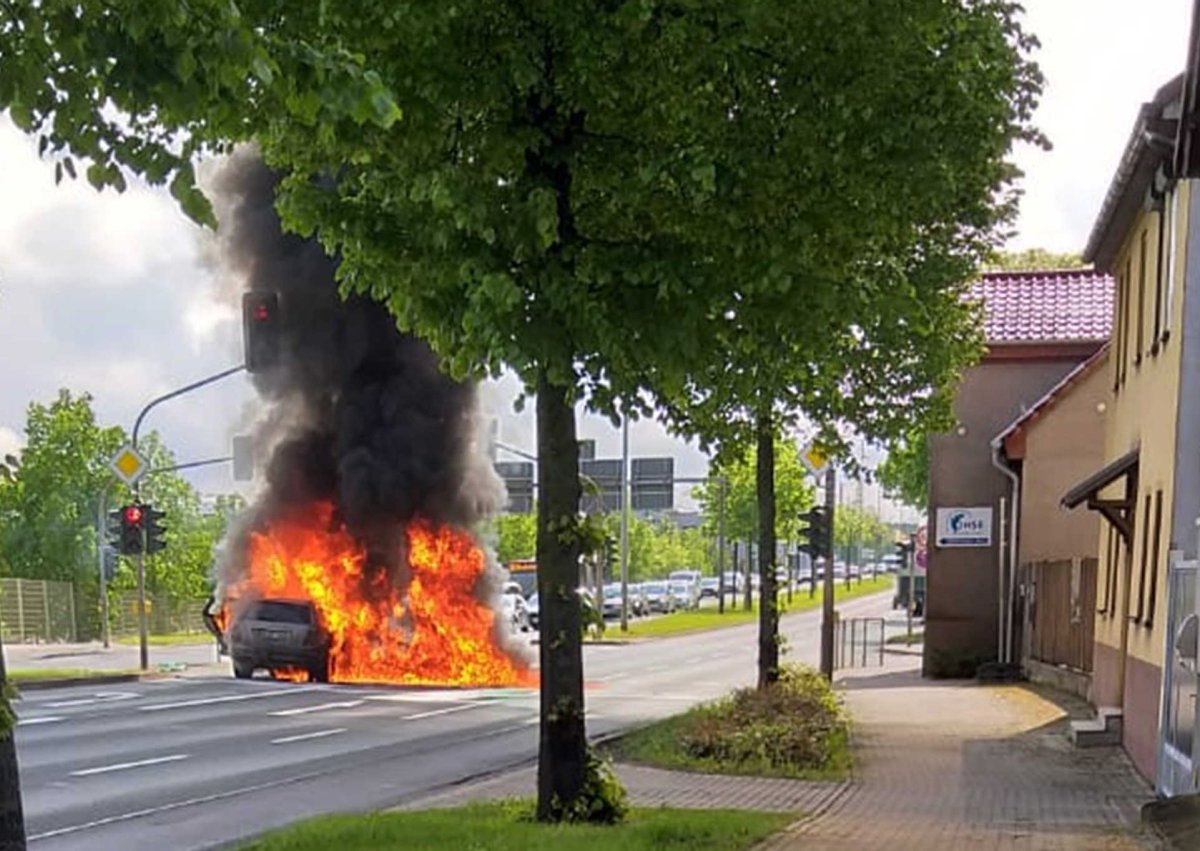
[[249, 601, 312, 624]]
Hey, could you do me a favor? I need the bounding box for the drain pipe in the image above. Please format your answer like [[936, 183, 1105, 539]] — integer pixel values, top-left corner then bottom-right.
[[991, 439, 1020, 665]]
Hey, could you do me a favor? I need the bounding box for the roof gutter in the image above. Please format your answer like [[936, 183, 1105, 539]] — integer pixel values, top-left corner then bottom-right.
[[990, 439, 1020, 666]]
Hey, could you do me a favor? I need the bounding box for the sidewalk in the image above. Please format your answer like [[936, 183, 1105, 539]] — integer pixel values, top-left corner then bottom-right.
[[3, 638, 223, 672], [406, 647, 1160, 850], [766, 647, 1159, 850]]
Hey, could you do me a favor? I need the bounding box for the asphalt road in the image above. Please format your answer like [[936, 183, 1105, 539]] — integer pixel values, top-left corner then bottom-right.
[[13, 590, 895, 850]]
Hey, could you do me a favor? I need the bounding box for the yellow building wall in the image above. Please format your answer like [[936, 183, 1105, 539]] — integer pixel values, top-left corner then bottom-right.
[[1095, 181, 1191, 678]]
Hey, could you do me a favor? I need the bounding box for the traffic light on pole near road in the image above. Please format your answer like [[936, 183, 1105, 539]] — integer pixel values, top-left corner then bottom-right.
[[242, 291, 281, 373], [118, 503, 145, 555], [797, 506, 831, 559], [145, 505, 168, 554]]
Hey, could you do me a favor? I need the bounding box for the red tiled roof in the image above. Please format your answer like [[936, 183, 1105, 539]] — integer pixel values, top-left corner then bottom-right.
[[969, 269, 1114, 344]]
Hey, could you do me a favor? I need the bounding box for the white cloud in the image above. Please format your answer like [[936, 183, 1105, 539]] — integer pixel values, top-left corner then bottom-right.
[[1009, 0, 1194, 253], [0, 427, 22, 460]]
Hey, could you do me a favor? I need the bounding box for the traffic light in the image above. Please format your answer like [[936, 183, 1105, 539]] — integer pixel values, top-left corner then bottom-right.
[[102, 546, 118, 582], [106, 508, 123, 551], [118, 503, 145, 555], [798, 506, 831, 559], [242, 291, 281, 372], [145, 505, 168, 554], [604, 537, 617, 571]]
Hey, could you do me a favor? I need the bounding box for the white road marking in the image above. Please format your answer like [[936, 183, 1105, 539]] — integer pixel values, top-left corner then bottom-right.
[[271, 728, 347, 745], [45, 691, 138, 709], [403, 703, 484, 721], [17, 716, 64, 726], [70, 754, 189, 777], [139, 690, 296, 712], [268, 700, 364, 717], [522, 716, 540, 726]]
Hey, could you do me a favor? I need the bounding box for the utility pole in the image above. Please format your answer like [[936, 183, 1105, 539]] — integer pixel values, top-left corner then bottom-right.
[[819, 466, 837, 680], [96, 495, 110, 649], [130, 363, 247, 671], [717, 476, 726, 615], [619, 415, 630, 632]]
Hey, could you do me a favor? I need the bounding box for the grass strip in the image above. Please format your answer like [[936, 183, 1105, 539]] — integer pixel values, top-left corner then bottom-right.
[[238, 801, 792, 851], [8, 667, 142, 683], [620, 575, 894, 638]]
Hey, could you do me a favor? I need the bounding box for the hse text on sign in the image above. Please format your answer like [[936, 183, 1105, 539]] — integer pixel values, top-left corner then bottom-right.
[[935, 507, 993, 548]]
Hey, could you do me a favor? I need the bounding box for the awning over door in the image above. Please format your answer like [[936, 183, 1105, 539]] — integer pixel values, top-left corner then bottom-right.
[[1061, 449, 1139, 544]]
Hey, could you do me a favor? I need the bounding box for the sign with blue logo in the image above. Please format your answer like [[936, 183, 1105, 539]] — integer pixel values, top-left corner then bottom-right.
[[935, 507, 993, 548]]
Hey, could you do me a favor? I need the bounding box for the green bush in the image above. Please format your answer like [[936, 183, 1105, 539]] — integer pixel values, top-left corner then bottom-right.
[[677, 664, 849, 775], [545, 748, 629, 825]]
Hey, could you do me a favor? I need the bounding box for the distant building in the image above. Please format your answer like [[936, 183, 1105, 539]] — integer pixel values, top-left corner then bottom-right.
[[923, 268, 1112, 678]]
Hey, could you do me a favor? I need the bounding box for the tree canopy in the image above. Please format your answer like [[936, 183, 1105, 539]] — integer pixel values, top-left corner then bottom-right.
[[2, 0, 1043, 822]]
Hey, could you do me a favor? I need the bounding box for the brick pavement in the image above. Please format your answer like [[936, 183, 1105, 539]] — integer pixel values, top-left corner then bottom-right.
[[764, 650, 1161, 850], [403, 648, 1161, 850]]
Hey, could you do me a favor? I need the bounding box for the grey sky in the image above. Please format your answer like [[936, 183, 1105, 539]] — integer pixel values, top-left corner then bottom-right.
[[0, 0, 1192, 520]]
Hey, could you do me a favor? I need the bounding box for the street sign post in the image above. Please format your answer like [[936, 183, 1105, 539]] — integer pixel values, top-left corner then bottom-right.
[[108, 445, 148, 487]]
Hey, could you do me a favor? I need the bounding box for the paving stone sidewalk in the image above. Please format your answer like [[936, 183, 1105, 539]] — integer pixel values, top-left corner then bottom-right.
[[404, 648, 1161, 851], [764, 649, 1161, 851]]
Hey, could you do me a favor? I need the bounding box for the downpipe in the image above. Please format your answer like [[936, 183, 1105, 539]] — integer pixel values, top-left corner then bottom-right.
[[990, 440, 1020, 666]]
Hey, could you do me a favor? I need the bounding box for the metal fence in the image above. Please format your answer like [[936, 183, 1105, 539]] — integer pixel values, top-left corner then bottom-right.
[[0, 578, 78, 643], [834, 615, 886, 670], [110, 592, 209, 639]]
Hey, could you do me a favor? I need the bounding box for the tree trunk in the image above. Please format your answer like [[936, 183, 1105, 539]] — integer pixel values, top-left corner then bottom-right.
[[756, 409, 779, 688], [0, 634, 27, 851], [535, 371, 587, 821]]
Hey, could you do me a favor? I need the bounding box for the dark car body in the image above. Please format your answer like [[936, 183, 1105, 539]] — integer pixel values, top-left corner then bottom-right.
[[229, 599, 331, 682]]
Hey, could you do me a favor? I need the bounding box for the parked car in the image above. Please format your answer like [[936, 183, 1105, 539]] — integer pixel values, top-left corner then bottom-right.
[[228, 598, 330, 682], [668, 569, 702, 585], [526, 592, 540, 629], [628, 583, 649, 616], [668, 579, 699, 610], [500, 582, 530, 632], [641, 581, 676, 613], [602, 583, 624, 619], [699, 577, 721, 599]]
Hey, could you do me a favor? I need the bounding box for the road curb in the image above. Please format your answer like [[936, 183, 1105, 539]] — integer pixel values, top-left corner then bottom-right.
[[11, 672, 170, 691]]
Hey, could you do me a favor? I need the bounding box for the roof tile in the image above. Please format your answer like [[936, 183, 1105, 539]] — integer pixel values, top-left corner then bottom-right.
[[969, 269, 1114, 344]]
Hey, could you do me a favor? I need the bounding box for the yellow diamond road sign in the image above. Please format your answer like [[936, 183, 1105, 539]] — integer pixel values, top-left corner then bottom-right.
[[801, 443, 828, 477], [109, 445, 148, 486]]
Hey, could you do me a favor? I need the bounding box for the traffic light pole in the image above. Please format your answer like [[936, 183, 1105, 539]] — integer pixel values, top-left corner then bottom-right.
[[619, 416, 630, 633], [96, 493, 110, 649], [130, 363, 247, 672], [819, 467, 837, 680]]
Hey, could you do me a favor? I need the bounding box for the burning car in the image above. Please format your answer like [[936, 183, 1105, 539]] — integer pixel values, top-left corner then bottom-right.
[[227, 599, 331, 682]]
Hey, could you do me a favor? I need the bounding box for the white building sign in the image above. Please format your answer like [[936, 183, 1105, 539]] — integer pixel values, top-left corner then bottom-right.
[[935, 507, 993, 548]]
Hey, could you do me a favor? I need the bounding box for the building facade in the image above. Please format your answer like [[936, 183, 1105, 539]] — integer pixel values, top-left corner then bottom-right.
[[924, 270, 1112, 678]]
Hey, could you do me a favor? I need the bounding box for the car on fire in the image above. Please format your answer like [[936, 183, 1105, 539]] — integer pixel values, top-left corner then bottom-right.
[[228, 598, 331, 682]]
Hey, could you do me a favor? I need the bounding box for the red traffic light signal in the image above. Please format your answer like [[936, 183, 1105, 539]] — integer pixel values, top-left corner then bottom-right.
[[243, 292, 281, 373], [124, 505, 143, 525]]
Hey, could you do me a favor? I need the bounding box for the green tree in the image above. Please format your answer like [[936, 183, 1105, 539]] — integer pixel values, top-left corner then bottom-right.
[[878, 431, 931, 510], [984, 248, 1087, 272], [2, 0, 1040, 823], [0, 391, 125, 585], [493, 512, 537, 565], [695, 440, 815, 544]]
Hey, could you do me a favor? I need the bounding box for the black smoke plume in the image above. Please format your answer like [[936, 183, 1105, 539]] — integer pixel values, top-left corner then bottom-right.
[[212, 149, 504, 591]]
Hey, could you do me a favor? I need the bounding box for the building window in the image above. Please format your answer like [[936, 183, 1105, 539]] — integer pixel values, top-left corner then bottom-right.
[[1122, 257, 1132, 383], [1134, 493, 1151, 623], [1154, 212, 1165, 352], [1136, 229, 1147, 363], [1166, 189, 1179, 344], [1100, 526, 1115, 615], [1148, 489, 1164, 627]]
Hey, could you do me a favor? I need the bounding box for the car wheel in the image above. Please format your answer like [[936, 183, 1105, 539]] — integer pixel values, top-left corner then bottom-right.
[[309, 659, 330, 683], [233, 660, 254, 680]]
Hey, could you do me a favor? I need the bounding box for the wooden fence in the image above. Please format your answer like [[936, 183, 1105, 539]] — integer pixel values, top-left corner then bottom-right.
[[1024, 557, 1097, 673]]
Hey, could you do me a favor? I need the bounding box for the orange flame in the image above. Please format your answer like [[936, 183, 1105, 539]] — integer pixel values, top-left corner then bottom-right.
[[227, 502, 532, 687]]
